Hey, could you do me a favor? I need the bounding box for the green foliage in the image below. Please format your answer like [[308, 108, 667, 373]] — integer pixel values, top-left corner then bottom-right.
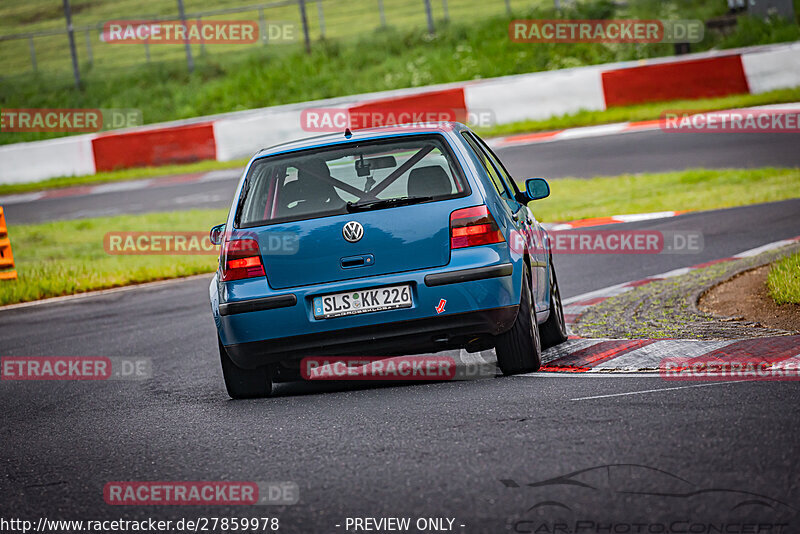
[[717, 15, 800, 48], [768, 252, 800, 305]]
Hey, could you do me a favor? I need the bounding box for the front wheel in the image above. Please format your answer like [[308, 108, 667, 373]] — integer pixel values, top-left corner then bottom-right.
[[540, 258, 568, 349], [218, 337, 273, 399], [495, 269, 542, 375]]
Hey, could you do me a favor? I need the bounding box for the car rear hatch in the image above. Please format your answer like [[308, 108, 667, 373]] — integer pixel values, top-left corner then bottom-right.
[[252, 201, 459, 289], [233, 133, 472, 290]]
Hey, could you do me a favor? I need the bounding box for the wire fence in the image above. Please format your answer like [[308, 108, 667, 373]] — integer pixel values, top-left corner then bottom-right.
[[0, 0, 552, 83]]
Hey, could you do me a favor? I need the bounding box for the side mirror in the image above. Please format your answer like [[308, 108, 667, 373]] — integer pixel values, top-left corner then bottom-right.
[[522, 178, 550, 202], [209, 223, 226, 246]]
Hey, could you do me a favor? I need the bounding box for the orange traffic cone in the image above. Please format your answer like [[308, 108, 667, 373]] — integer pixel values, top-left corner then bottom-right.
[[0, 206, 18, 281]]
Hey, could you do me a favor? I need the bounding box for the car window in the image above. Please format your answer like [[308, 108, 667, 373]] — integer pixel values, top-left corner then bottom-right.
[[461, 132, 511, 199], [472, 133, 519, 196], [237, 135, 469, 227]]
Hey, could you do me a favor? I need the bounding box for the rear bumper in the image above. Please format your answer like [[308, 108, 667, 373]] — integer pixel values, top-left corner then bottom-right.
[[224, 305, 518, 368], [214, 245, 522, 368]]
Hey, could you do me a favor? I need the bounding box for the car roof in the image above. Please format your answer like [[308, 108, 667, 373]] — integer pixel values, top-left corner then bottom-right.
[[253, 122, 470, 159]]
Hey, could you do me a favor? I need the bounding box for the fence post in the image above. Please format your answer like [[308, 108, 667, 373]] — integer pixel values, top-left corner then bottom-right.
[[176, 0, 195, 73], [423, 0, 435, 34], [377, 0, 387, 26], [62, 0, 81, 88], [144, 38, 151, 62], [505, 0, 512, 16], [28, 36, 38, 73], [85, 29, 93, 65], [298, 0, 311, 53], [197, 17, 205, 54], [259, 7, 266, 45], [317, 0, 326, 38], [442, 0, 449, 21]]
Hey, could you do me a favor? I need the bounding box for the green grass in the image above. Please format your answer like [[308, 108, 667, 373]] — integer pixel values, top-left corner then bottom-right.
[[475, 87, 800, 137], [0, 209, 226, 306], [767, 251, 800, 305], [2, 1, 799, 146], [2, 166, 798, 306], [0, 158, 248, 196]]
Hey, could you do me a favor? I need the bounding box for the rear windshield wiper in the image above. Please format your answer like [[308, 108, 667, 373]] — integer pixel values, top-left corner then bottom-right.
[[346, 196, 434, 213]]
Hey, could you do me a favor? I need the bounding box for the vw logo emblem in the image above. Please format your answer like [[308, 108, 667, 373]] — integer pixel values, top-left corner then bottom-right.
[[342, 221, 364, 243]]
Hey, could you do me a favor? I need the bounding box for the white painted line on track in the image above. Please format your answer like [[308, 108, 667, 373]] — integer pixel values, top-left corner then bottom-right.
[[555, 122, 629, 140], [199, 170, 242, 182], [91, 180, 153, 194], [733, 238, 799, 258], [656, 267, 693, 279], [562, 281, 631, 305], [570, 380, 745, 401], [611, 211, 681, 222], [0, 192, 46, 205]]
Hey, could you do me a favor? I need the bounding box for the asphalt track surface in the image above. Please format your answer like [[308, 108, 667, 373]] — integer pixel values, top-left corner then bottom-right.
[[1, 199, 799, 530], [3, 130, 800, 225]]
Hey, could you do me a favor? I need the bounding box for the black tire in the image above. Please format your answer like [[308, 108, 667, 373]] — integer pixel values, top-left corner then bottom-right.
[[540, 258, 568, 349], [495, 269, 542, 375], [218, 337, 273, 399]]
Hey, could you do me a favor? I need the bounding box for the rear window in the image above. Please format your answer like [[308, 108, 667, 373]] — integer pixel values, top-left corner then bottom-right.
[[236, 135, 469, 228]]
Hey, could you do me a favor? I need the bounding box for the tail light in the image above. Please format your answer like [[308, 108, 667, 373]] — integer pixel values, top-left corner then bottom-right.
[[221, 238, 265, 281], [450, 205, 505, 249]]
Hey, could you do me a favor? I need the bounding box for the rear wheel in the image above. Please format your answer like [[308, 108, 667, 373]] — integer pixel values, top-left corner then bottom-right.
[[495, 269, 542, 375], [218, 337, 273, 399], [540, 259, 568, 349]]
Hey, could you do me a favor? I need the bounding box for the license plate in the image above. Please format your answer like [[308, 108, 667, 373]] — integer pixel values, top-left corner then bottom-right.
[[313, 284, 412, 319]]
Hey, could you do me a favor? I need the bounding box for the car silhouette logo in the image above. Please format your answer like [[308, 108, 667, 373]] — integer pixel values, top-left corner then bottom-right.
[[342, 221, 364, 243]]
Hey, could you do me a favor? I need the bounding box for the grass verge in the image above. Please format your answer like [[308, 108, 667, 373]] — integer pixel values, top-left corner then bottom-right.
[[1, 167, 798, 306], [767, 251, 800, 305], [475, 87, 800, 138], [0, 158, 248, 196], [0, 209, 226, 306]]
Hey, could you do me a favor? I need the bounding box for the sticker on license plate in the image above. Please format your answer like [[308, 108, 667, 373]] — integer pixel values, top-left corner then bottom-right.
[[313, 284, 413, 319]]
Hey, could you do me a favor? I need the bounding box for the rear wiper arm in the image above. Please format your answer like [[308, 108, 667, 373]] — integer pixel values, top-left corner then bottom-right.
[[346, 196, 433, 213]]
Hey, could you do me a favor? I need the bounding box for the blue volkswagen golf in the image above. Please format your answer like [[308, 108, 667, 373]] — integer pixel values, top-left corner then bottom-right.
[[209, 123, 567, 398]]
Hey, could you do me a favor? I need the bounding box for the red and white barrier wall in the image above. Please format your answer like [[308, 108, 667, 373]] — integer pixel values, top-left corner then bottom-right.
[[2, 42, 798, 184]]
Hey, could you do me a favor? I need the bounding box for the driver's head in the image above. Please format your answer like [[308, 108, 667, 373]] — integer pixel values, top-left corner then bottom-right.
[[288, 158, 342, 211], [296, 158, 332, 185]]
